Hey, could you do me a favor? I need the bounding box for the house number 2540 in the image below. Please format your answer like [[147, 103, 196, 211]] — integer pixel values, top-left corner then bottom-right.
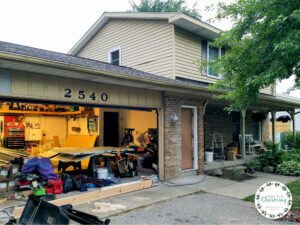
[[64, 89, 108, 102]]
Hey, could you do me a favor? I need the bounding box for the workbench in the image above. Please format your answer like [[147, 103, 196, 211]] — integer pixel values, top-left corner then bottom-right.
[[49, 147, 128, 174]]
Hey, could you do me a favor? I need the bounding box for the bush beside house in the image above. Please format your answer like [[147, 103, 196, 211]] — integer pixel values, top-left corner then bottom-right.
[[248, 141, 300, 176], [281, 131, 300, 149]]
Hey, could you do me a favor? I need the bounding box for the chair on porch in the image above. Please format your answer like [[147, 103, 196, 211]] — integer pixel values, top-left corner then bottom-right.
[[239, 134, 263, 154]]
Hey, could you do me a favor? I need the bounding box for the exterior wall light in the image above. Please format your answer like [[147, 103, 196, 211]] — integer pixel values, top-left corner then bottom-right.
[[170, 113, 179, 123]]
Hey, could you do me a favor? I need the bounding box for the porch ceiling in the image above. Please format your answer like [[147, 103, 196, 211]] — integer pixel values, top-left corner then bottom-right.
[[204, 94, 300, 112]]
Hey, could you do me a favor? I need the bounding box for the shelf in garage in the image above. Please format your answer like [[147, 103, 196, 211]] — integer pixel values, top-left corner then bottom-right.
[[0, 110, 81, 116]]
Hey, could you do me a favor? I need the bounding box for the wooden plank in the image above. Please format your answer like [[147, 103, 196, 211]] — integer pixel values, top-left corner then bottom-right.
[[13, 179, 152, 219]]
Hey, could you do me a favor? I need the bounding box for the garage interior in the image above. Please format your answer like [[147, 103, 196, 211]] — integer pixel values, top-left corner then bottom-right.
[[0, 100, 158, 199]]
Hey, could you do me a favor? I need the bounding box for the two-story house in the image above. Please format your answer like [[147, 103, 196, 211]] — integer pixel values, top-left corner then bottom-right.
[[69, 12, 279, 174], [0, 12, 299, 181]]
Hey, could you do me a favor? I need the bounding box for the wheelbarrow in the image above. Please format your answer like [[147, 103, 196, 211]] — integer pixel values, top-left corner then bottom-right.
[[3, 196, 110, 225]]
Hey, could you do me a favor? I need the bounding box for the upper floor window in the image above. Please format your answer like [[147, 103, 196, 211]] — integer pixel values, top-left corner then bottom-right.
[[201, 41, 225, 79], [108, 47, 121, 66], [207, 42, 222, 79]]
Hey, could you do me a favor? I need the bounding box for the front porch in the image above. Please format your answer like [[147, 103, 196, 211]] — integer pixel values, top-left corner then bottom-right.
[[204, 155, 257, 171], [203, 95, 300, 172]]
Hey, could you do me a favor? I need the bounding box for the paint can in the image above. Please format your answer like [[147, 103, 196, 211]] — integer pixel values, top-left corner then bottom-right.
[[97, 168, 108, 179]]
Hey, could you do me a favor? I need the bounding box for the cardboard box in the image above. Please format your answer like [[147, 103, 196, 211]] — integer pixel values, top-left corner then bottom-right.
[[7, 180, 17, 191], [0, 180, 8, 192], [0, 166, 9, 179], [8, 164, 19, 179]]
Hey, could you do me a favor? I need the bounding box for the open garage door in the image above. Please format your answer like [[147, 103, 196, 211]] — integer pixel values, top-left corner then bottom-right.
[[0, 99, 159, 201]]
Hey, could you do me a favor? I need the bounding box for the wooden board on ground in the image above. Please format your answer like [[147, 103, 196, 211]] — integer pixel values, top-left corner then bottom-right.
[[13, 179, 152, 219]]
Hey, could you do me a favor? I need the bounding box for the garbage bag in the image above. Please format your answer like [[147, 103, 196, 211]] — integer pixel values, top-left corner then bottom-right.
[[61, 173, 80, 193], [38, 158, 57, 180], [22, 157, 57, 180], [22, 157, 39, 174]]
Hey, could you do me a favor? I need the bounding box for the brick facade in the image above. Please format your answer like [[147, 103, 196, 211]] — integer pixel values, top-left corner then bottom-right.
[[162, 95, 270, 180], [163, 94, 205, 180]]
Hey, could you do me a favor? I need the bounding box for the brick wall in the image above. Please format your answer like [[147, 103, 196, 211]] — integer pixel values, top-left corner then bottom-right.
[[204, 106, 233, 150], [204, 107, 270, 152], [163, 94, 204, 180], [163, 96, 270, 180]]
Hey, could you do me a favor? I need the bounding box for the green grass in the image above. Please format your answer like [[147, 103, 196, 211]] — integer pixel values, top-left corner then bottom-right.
[[287, 179, 300, 211], [243, 179, 300, 211], [244, 194, 255, 202]]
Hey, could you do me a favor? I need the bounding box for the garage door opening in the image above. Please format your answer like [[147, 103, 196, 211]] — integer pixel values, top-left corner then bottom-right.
[[0, 100, 158, 202]]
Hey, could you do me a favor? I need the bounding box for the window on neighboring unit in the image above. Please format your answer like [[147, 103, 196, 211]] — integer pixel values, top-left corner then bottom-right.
[[252, 121, 262, 141], [207, 42, 222, 79], [108, 48, 121, 66]]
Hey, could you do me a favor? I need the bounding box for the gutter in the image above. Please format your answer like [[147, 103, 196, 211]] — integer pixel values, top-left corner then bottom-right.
[[1, 51, 300, 109], [0, 51, 210, 93]]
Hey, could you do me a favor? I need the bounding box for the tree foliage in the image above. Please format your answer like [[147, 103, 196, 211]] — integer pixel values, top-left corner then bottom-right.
[[129, 0, 201, 20], [209, 0, 300, 111]]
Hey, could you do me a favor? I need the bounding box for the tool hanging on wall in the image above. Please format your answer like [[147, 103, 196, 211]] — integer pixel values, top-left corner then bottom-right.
[[87, 116, 98, 135]]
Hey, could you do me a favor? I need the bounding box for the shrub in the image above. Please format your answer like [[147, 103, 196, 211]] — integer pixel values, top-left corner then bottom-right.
[[264, 141, 280, 151], [258, 143, 285, 169], [247, 159, 262, 171], [277, 161, 300, 176], [281, 131, 300, 149], [283, 149, 300, 162]]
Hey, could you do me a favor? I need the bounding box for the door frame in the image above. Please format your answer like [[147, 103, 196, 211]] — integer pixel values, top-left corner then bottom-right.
[[181, 105, 198, 171]]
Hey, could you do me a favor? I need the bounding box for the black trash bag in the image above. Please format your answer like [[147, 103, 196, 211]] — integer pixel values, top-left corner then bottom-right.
[[61, 173, 80, 193]]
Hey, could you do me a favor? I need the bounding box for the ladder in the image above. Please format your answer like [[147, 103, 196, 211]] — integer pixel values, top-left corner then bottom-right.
[[212, 133, 225, 160]]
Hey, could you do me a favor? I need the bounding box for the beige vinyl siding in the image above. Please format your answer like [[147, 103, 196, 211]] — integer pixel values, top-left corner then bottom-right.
[[9, 70, 162, 108], [174, 27, 217, 83], [78, 19, 174, 78]]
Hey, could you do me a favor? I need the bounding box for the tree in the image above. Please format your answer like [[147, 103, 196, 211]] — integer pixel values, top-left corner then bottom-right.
[[208, 0, 300, 111], [129, 0, 201, 20]]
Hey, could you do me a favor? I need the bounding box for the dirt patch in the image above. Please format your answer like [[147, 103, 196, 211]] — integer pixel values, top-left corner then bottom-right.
[[221, 169, 256, 182], [284, 210, 300, 223]]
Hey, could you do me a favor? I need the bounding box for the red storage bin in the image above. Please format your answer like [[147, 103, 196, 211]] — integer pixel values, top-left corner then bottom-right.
[[47, 179, 63, 195]]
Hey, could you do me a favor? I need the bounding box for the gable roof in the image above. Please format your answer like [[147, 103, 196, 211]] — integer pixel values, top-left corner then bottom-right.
[[68, 12, 222, 55]]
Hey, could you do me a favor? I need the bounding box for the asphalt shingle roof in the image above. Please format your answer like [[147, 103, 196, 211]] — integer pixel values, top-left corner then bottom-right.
[[0, 41, 207, 88]]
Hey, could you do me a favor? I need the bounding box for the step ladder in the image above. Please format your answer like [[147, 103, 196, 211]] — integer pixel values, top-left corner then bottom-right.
[[212, 133, 225, 160]]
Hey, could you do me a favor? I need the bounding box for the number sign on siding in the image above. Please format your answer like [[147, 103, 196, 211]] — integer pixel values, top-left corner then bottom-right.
[[6, 70, 162, 108]]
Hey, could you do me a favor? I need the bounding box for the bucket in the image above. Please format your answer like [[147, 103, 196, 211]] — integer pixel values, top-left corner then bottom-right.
[[226, 150, 235, 161], [205, 151, 214, 163], [97, 168, 108, 179], [228, 147, 238, 156]]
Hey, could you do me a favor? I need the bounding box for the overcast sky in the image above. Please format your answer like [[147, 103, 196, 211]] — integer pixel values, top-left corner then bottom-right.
[[0, 0, 298, 97]]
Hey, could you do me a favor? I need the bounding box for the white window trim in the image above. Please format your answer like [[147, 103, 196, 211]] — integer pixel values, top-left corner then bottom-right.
[[207, 42, 222, 79], [108, 47, 122, 65], [181, 105, 198, 171]]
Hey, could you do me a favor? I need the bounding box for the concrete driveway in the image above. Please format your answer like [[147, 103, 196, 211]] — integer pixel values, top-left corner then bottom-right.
[[73, 172, 298, 224], [109, 193, 290, 225]]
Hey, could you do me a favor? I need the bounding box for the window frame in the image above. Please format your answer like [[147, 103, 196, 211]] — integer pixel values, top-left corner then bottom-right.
[[108, 47, 122, 66], [206, 42, 222, 79]]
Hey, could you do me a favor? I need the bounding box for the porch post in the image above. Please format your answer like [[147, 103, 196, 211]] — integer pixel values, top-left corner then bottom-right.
[[270, 109, 276, 144], [288, 109, 296, 145], [240, 108, 246, 159]]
